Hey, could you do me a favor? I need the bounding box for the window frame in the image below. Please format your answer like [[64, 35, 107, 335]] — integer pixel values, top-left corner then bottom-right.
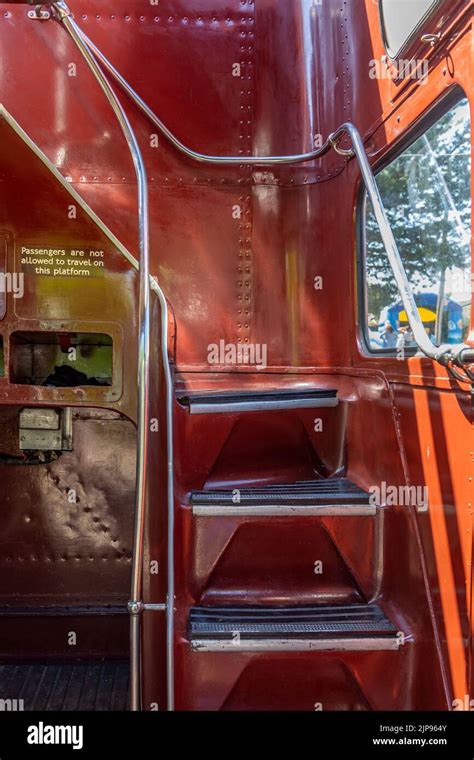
[[357, 86, 471, 358], [378, 0, 444, 61]]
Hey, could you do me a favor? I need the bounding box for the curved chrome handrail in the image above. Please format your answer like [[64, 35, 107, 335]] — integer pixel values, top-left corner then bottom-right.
[[344, 123, 473, 368], [45, 0, 473, 711], [68, 26, 340, 166], [63, 21, 474, 370]]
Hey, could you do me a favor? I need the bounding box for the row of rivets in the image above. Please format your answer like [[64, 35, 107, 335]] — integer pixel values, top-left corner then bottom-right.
[[237, 5, 254, 342]]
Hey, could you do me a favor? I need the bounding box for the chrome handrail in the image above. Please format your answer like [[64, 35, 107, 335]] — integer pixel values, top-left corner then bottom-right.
[[0, 96, 178, 709], [344, 122, 473, 368], [51, 1, 158, 711], [68, 24, 473, 370], [42, 0, 472, 710], [66, 25, 337, 166]]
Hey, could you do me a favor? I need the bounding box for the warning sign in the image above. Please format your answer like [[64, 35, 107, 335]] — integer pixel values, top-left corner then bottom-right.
[[20, 246, 106, 278]]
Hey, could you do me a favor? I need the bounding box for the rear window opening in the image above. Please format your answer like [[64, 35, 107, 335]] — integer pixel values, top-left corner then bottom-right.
[[10, 331, 113, 387]]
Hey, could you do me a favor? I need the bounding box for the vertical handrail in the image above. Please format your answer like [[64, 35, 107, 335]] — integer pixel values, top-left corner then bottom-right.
[[52, 2, 155, 711]]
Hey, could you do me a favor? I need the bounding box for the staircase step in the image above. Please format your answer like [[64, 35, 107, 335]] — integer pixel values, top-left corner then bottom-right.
[[189, 604, 399, 652], [178, 388, 338, 414], [191, 477, 375, 516]]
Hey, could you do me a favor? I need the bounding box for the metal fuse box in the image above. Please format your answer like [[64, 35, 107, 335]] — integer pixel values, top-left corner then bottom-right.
[[19, 408, 73, 451]]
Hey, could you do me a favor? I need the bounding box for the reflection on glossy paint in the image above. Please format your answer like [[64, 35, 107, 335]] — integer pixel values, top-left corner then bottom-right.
[[412, 370, 467, 702]]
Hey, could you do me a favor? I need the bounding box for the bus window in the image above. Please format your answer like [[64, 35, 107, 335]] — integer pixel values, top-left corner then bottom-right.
[[361, 97, 471, 354], [379, 0, 440, 57]]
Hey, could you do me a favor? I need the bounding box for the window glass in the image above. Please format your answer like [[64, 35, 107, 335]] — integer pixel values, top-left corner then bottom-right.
[[380, 0, 439, 56], [363, 98, 471, 353]]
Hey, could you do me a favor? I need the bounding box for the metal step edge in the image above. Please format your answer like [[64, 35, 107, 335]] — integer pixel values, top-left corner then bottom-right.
[[192, 503, 376, 517], [179, 391, 339, 415], [191, 637, 401, 652]]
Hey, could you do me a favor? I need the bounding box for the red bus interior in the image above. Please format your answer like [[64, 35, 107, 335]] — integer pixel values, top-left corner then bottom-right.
[[0, 0, 471, 711]]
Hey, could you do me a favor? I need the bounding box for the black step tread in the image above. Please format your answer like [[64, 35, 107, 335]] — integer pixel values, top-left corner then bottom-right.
[[0, 661, 129, 711], [179, 388, 337, 406], [191, 477, 370, 506], [189, 604, 396, 640]]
